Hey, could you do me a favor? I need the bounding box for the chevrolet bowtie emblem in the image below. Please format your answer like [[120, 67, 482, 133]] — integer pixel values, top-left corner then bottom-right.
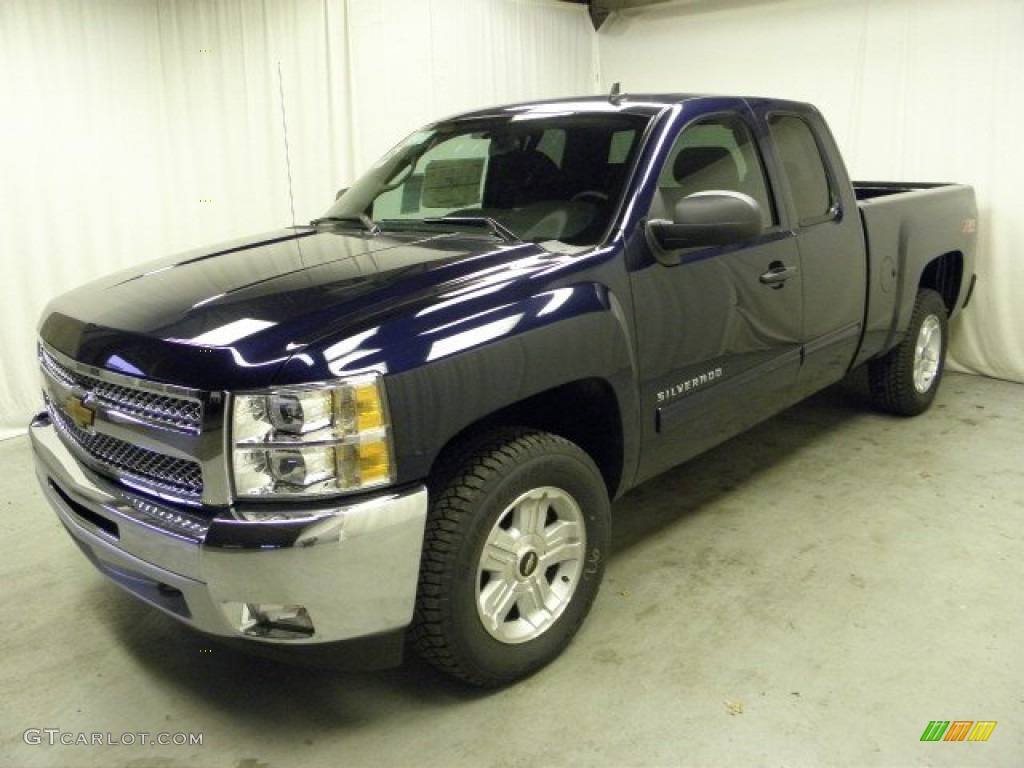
[[65, 395, 96, 430]]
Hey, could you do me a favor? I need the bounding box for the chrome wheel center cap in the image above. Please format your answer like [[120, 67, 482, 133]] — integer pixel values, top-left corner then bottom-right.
[[518, 549, 540, 579]]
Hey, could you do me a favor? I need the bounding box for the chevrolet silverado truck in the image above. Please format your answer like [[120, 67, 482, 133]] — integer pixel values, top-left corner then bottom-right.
[[31, 93, 977, 686]]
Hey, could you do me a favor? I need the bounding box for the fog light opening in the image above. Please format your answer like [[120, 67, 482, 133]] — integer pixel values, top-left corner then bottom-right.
[[157, 583, 183, 598], [240, 603, 315, 639]]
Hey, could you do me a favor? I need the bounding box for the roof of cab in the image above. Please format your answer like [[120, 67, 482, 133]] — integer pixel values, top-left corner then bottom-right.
[[446, 92, 811, 122]]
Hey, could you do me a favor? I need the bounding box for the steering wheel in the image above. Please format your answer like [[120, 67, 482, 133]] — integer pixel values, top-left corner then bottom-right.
[[571, 190, 609, 205]]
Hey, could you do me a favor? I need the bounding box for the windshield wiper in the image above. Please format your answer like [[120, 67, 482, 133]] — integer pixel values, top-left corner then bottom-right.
[[310, 213, 380, 235], [423, 216, 521, 243]]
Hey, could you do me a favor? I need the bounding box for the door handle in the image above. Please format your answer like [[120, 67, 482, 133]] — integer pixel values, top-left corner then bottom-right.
[[760, 261, 799, 288]]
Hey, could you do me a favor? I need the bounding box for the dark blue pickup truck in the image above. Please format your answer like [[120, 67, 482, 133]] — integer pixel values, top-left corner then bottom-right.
[[31, 93, 977, 686]]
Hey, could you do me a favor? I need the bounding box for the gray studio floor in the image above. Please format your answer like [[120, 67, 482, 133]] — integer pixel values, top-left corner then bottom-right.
[[1, 371, 1021, 768]]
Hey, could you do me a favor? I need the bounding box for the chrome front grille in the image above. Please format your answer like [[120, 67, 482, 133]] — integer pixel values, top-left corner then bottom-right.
[[38, 344, 224, 506], [48, 403, 204, 500], [40, 347, 202, 434]]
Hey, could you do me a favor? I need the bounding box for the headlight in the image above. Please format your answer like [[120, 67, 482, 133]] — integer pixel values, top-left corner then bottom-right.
[[230, 375, 394, 498]]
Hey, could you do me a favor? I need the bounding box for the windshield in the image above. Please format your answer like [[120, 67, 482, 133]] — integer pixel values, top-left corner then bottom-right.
[[319, 112, 651, 246]]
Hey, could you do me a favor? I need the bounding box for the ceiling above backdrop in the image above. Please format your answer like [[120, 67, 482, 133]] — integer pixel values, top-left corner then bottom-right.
[[561, 0, 777, 30], [558, 0, 683, 29]]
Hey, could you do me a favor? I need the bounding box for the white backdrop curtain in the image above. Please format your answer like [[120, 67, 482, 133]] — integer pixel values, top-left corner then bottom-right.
[[347, 0, 598, 165], [598, 0, 1024, 385], [0, 0, 596, 437]]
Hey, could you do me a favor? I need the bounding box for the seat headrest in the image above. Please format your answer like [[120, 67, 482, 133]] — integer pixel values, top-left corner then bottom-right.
[[673, 146, 737, 186]]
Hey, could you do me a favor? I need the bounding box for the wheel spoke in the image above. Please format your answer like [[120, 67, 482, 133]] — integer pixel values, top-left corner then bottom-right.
[[918, 329, 934, 357], [540, 520, 584, 566], [913, 315, 942, 392], [512, 493, 549, 535], [479, 530, 519, 573], [479, 576, 519, 631], [519, 576, 556, 627]]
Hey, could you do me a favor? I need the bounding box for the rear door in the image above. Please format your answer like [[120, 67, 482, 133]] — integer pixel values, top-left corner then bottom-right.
[[759, 107, 867, 397], [629, 106, 804, 484]]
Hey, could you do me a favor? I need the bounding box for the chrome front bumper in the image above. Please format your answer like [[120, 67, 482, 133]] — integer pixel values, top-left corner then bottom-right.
[[30, 411, 428, 648]]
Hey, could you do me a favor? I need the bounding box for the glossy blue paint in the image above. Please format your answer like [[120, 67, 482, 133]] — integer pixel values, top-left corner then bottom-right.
[[39, 227, 577, 390], [36, 93, 977, 497]]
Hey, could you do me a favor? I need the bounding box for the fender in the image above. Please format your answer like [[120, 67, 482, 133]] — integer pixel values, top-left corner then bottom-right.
[[381, 282, 639, 490]]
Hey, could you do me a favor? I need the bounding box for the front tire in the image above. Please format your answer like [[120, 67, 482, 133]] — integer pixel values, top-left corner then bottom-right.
[[868, 288, 949, 416], [411, 428, 610, 687]]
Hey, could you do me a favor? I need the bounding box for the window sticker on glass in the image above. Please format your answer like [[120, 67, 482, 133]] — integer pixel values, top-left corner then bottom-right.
[[422, 158, 485, 208]]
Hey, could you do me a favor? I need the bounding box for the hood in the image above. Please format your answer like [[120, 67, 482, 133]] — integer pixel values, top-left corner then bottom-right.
[[39, 227, 569, 389]]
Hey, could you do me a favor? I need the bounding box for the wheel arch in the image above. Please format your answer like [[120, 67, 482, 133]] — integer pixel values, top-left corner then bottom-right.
[[919, 250, 964, 316], [430, 377, 625, 500], [883, 249, 964, 359]]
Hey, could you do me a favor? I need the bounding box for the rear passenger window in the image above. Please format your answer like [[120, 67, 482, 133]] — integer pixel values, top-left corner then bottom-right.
[[536, 129, 566, 167], [608, 129, 637, 164], [767, 114, 836, 226]]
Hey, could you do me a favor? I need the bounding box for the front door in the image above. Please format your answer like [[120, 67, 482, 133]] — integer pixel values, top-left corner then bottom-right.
[[629, 110, 804, 484]]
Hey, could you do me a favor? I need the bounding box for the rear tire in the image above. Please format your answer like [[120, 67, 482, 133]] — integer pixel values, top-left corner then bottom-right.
[[868, 288, 948, 416], [411, 427, 610, 687]]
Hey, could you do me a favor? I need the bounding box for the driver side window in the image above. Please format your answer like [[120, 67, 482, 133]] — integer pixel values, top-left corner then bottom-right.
[[651, 116, 776, 229]]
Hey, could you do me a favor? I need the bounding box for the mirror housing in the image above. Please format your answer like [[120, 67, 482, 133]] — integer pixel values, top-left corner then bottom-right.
[[646, 191, 762, 264]]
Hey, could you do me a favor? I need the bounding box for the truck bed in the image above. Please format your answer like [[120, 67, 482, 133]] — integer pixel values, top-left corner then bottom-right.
[[853, 180, 958, 201], [853, 180, 977, 367]]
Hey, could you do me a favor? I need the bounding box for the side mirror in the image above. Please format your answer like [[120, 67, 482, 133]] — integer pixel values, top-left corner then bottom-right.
[[335, 187, 349, 200], [646, 191, 762, 265]]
